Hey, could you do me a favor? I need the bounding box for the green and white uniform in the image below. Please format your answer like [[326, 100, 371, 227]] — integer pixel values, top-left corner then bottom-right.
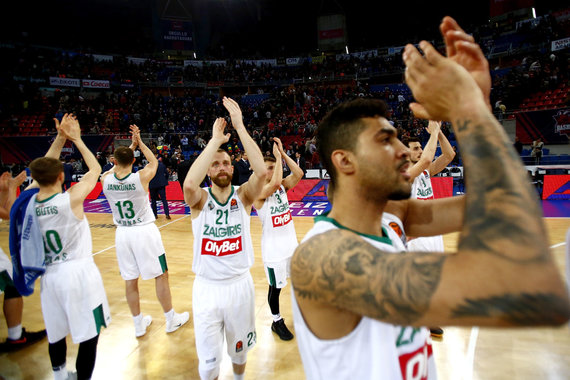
[[257, 185, 297, 288], [409, 170, 444, 252], [292, 215, 436, 380], [36, 192, 111, 344], [103, 172, 167, 280], [191, 186, 256, 377]]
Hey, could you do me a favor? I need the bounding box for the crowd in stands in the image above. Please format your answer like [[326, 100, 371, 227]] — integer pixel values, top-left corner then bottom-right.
[[1, 8, 569, 178]]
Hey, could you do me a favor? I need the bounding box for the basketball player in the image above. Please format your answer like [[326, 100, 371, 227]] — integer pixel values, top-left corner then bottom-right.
[[290, 17, 570, 379], [0, 168, 47, 352], [183, 97, 266, 380], [253, 137, 304, 341], [399, 119, 455, 338], [25, 114, 111, 380], [101, 125, 189, 337]]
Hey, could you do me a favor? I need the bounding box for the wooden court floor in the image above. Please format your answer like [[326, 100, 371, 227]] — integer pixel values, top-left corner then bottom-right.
[[0, 214, 569, 380]]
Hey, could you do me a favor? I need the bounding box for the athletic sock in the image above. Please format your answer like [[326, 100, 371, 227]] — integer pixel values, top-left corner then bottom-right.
[[233, 373, 245, 380], [164, 308, 174, 322], [133, 313, 143, 325], [53, 364, 68, 380], [272, 314, 282, 323], [7, 324, 22, 340]]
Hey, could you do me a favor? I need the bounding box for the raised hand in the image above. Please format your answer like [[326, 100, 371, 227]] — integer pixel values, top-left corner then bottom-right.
[[273, 142, 281, 159], [129, 124, 141, 147], [222, 97, 244, 129], [212, 117, 230, 144], [440, 16, 491, 106], [58, 113, 81, 142], [0, 172, 9, 192], [426, 120, 441, 135], [403, 41, 483, 122], [9, 170, 27, 188], [273, 137, 285, 155]]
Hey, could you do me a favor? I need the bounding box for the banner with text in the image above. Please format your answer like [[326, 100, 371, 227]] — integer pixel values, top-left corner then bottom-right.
[[160, 20, 194, 51], [515, 107, 570, 144]]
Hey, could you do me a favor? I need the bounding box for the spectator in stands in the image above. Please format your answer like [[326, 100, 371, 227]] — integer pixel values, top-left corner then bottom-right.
[[514, 136, 523, 155], [102, 154, 115, 172], [295, 151, 307, 178], [531, 137, 544, 164], [235, 151, 252, 185]]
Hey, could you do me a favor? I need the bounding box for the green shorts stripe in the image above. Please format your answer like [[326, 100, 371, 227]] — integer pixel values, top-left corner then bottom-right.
[[267, 267, 276, 287], [0, 270, 13, 292], [159, 253, 168, 273], [92, 304, 107, 334]]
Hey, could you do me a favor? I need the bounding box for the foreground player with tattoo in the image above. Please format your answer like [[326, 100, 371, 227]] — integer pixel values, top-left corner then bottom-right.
[[290, 17, 570, 379]]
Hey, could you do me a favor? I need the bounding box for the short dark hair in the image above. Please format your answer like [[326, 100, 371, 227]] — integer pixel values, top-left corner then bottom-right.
[[318, 99, 389, 187], [402, 137, 420, 148], [114, 146, 134, 166], [30, 157, 63, 186], [264, 156, 276, 163]]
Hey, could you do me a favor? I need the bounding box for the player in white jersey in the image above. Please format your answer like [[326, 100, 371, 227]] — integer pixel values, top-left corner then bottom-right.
[[253, 137, 304, 341], [0, 168, 47, 353], [399, 120, 455, 338], [184, 97, 267, 380], [291, 18, 569, 379], [293, 215, 436, 380], [101, 125, 189, 338], [25, 113, 111, 380]]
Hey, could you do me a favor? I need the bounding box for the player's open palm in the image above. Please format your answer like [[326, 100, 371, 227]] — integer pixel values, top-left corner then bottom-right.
[[212, 117, 230, 144], [222, 97, 244, 127], [59, 113, 81, 142], [440, 16, 491, 104]]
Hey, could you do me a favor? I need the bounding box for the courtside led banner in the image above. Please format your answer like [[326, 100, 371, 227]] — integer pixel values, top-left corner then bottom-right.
[[542, 175, 570, 200]]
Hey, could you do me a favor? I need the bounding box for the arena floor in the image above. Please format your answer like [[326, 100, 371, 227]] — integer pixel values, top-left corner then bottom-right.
[[0, 208, 569, 379]]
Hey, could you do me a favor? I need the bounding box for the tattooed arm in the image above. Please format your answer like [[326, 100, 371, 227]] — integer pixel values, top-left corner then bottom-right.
[[292, 41, 569, 334]]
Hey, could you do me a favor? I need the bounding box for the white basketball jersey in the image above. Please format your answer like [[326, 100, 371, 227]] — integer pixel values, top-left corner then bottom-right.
[[257, 185, 298, 262], [35, 192, 92, 266], [411, 170, 435, 200], [192, 186, 254, 280], [103, 172, 155, 227], [292, 216, 437, 380], [409, 169, 444, 252]]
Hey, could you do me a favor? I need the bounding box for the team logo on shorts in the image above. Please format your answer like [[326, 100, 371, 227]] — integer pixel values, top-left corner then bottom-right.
[[230, 198, 239, 211], [236, 340, 243, 353], [208, 202, 215, 211]]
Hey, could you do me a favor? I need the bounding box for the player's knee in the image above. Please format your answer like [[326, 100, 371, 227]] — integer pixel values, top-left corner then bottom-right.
[[231, 352, 248, 366], [198, 362, 220, 380]]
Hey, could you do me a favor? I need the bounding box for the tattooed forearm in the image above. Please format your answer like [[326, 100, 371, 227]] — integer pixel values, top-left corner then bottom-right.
[[292, 229, 445, 325], [452, 293, 570, 326], [453, 115, 548, 261]]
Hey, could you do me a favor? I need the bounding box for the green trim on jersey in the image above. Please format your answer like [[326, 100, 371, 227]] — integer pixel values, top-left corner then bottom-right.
[[92, 304, 107, 334], [208, 186, 235, 207], [314, 214, 393, 245], [35, 193, 59, 204], [158, 253, 168, 273], [114, 173, 132, 181]]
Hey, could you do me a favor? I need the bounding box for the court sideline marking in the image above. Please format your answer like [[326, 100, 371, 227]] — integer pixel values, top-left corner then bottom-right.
[[92, 215, 190, 256]]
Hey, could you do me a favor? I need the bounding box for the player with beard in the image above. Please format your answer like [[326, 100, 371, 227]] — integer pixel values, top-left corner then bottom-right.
[[289, 16, 569, 380], [183, 97, 267, 380]]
